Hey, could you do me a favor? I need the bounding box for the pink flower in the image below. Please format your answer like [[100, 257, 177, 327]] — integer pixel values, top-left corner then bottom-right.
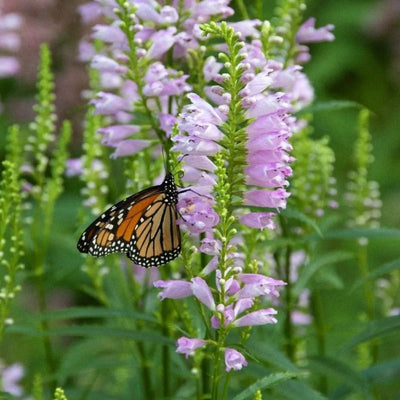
[[90, 92, 129, 115], [191, 277, 215, 310], [0, 56, 19, 77], [224, 348, 248, 372], [296, 18, 335, 43], [66, 158, 83, 177], [237, 273, 286, 299], [176, 337, 206, 358], [239, 212, 276, 230], [244, 189, 291, 209], [153, 280, 192, 300], [147, 27, 177, 59], [98, 125, 140, 145], [1, 363, 24, 396], [233, 308, 278, 327], [110, 139, 152, 158]]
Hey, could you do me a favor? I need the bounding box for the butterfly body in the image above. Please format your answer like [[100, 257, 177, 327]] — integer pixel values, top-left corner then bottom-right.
[[77, 173, 181, 267]]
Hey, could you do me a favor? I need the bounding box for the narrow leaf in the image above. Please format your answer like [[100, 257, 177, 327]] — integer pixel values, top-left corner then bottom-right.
[[274, 379, 327, 400], [296, 100, 362, 115], [341, 315, 400, 351], [293, 251, 353, 297], [37, 307, 157, 323], [308, 357, 373, 399], [231, 372, 298, 400], [351, 258, 400, 292], [281, 208, 322, 236]]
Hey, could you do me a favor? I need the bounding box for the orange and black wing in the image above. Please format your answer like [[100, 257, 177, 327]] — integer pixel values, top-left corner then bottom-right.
[[77, 174, 181, 267]]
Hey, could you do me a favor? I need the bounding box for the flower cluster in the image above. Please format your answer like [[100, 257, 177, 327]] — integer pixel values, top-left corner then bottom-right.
[[0, 2, 22, 112], [0, 2, 21, 79], [78, 0, 234, 158], [154, 270, 285, 369]]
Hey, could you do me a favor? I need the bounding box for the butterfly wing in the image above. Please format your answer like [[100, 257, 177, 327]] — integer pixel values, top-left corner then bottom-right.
[[77, 174, 181, 267]]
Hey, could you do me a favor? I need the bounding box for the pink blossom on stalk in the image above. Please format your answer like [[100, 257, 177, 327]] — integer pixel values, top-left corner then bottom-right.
[[244, 189, 291, 209], [233, 308, 278, 327], [98, 125, 140, 145], [91, 54, 127, 74], [90, 92, 129, 115], [109, 139, 152, 158], [176, 337, 206, 358], [237, 273, 286, 299], [224, 348, 248, 372], [153, 280, 192, 300], [178, 196, 219, 235], [1, 363, 24, 396], [147, 27, 177, 59], [66, 158, 83, 177], [291, 311, 312, 325], [0, 56, 19, 77], [91, 24, 126, 48], [239, 212, 276, 230], [78, 2, 102, 24], [191, 277, 216, 311], [199, 237, 221, 255], [296, 18, 335, 43]]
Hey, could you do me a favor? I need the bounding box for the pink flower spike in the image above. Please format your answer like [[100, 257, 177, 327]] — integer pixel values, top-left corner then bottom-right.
[[153, 280, 192, 300], [233, 308, 278, 327], [191, 277, 215, 310], [224, 348, 248, 372], [176, 337, 206, 358]]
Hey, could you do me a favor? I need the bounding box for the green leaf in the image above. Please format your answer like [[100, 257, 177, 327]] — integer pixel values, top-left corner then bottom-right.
[[363, 359, 400, 385], [293, 251, 353, 297], [350, 258, 400, 292], [9, 324, 173, 344], [315, 228, 400, 240], [308, 357, 373, 399], [246, 342, 301, 373], [0, 392, 15, 400], [281, 208, 322, 236], [274, 379, 328, 400], [231, 372, 298, 400], [37, 306, 157, 323], [296, 100, 362, 116], [341, 315, 400, 351]]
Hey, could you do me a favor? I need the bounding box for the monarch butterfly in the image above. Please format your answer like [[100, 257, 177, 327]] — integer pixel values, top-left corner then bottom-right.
[[77, 173, 181, 267]]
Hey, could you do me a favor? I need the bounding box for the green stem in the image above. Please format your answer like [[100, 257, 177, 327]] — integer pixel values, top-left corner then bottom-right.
[[310, 289, 328, 394], [202, 357, 211, 399], [36, 268, 57, 392], [234, 0, 249, 19], [211, 348, 223, 400], [279, 215, 295, 360], [358, 243, 378, 364], [160, 268, 172, 398], [161, 300, 171, 398]]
